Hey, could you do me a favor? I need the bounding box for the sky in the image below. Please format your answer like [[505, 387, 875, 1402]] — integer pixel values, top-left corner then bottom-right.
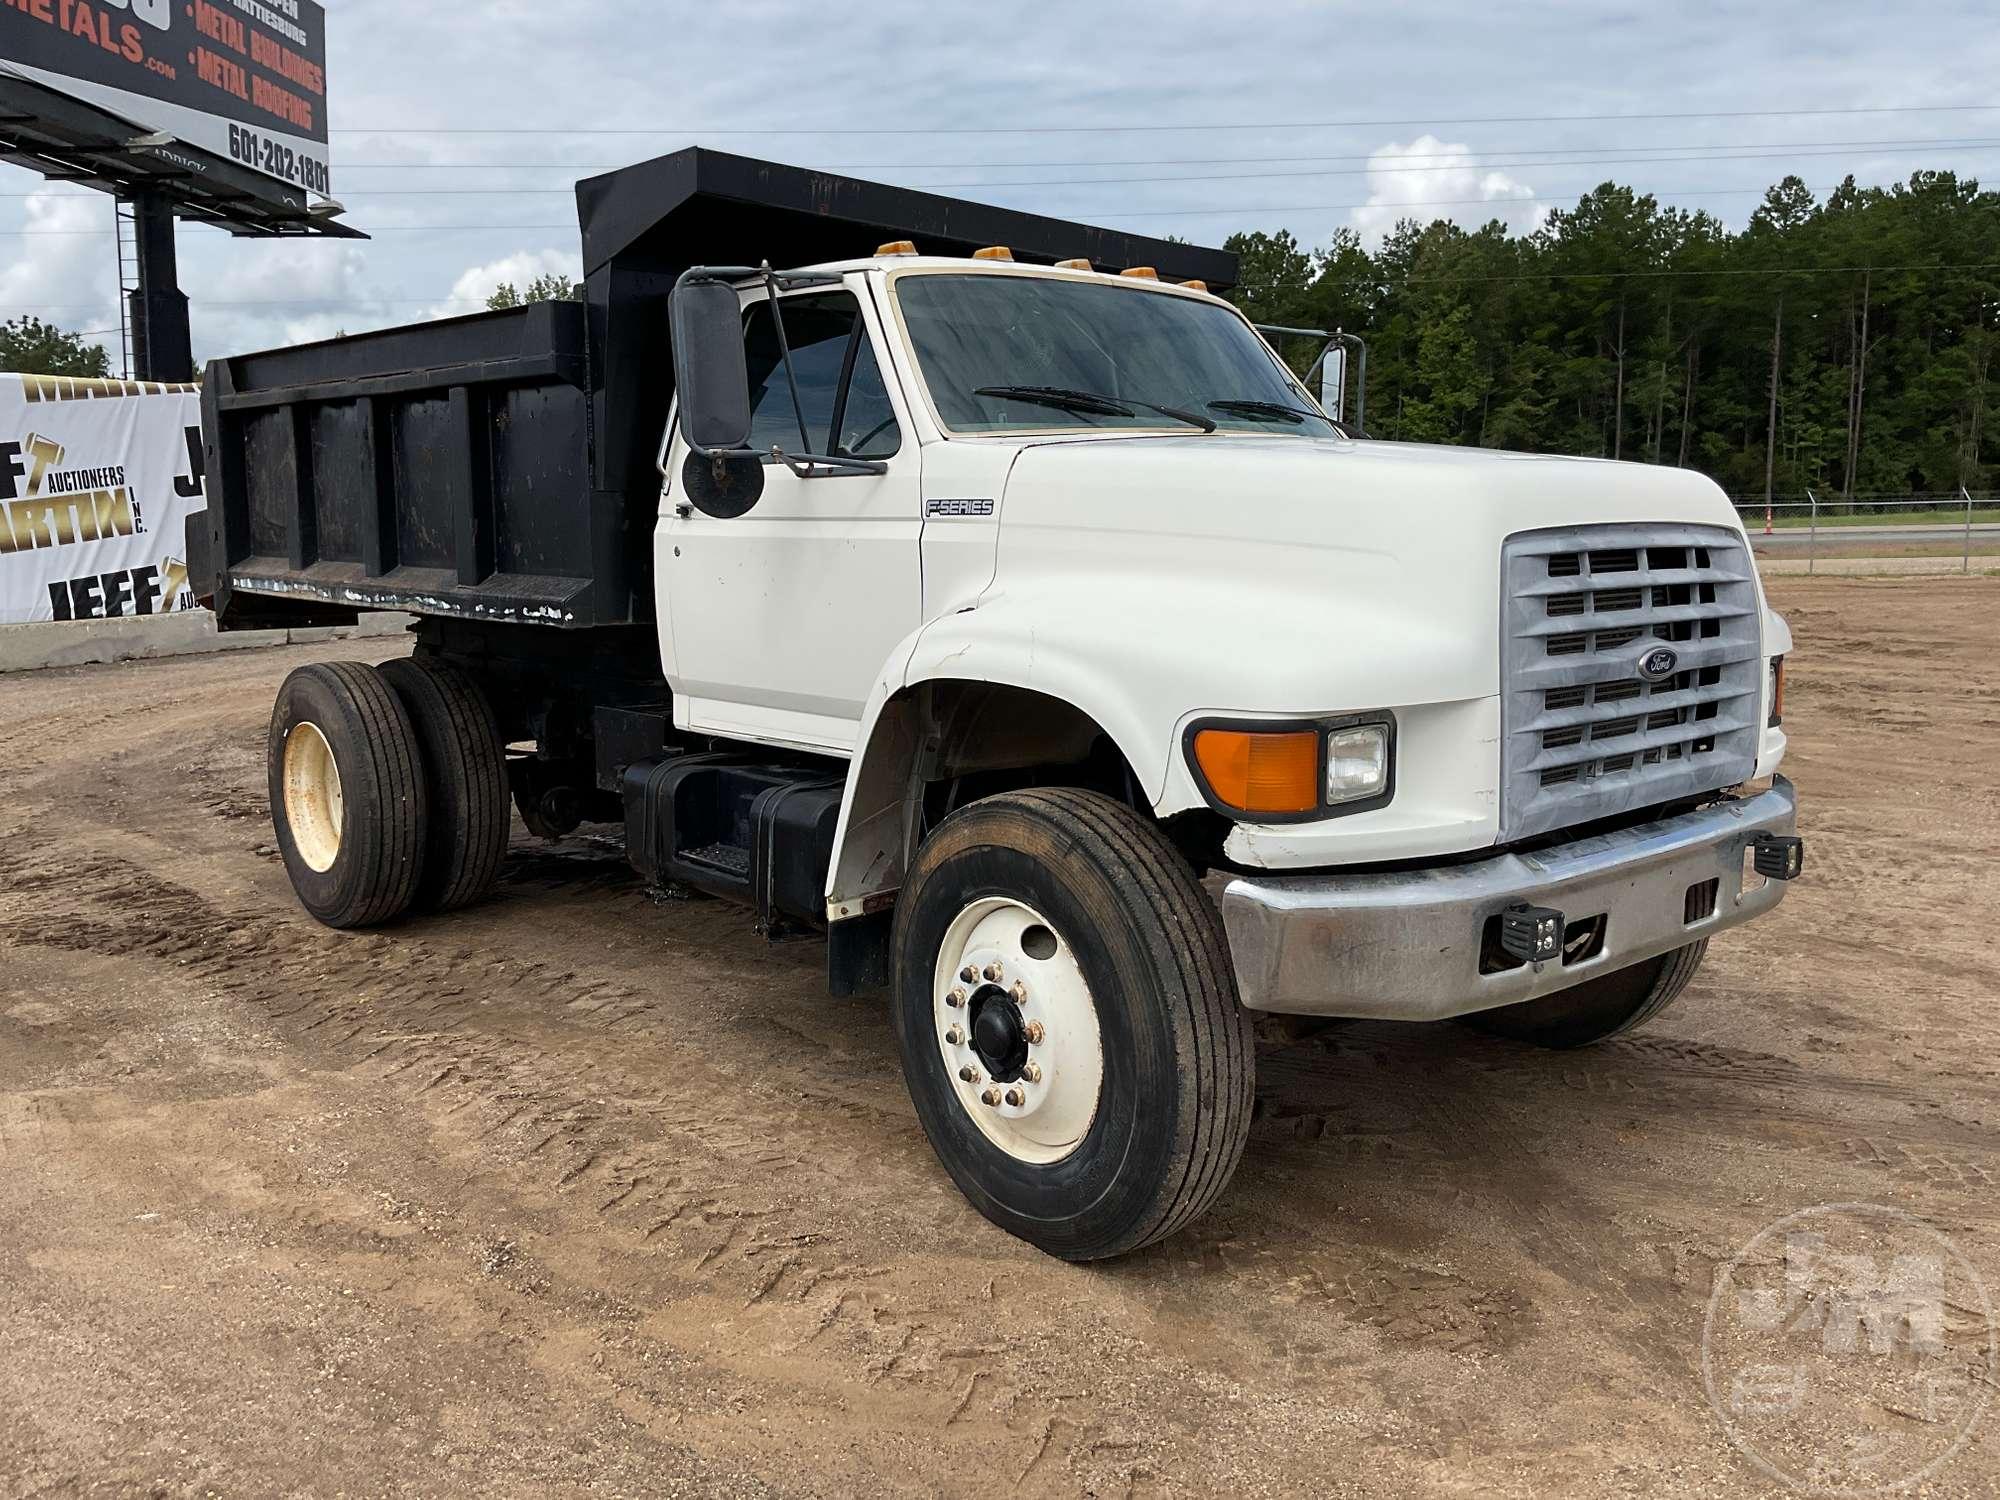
[[4, 0, 1999, 366]]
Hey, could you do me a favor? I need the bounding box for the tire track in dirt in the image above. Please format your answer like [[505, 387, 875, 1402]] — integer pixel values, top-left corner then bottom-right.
[[0, 833, 1177, 1495], [7, 580, 2000, 1497]]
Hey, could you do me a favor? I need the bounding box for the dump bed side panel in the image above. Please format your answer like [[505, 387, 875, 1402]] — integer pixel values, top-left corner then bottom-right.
[[195, 300, 640, 629]]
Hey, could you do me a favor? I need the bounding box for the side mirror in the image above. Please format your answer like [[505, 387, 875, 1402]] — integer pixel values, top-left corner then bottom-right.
[[1319, 343, 1347, 425], [670, 277, 752, 454], [668, 263, 889, 500]]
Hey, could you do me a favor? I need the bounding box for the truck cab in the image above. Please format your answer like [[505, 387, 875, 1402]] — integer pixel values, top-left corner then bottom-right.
[[196, 149, 1803, 1262]]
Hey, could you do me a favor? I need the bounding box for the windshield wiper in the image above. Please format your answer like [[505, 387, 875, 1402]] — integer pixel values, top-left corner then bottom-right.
[[1208, 398, 1316, 425], [975, 385, 1216, 433]]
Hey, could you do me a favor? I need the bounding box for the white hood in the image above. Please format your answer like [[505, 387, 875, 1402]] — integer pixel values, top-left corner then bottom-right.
[[988, 433, 1750, 712]]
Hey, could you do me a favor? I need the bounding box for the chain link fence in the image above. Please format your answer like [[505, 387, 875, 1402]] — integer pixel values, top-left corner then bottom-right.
[[1726, 489, 1994, 573]]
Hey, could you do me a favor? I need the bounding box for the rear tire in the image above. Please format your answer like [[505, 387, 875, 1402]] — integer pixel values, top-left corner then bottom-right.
[[1461, 940, 1708, 1048], [267, 661, 428, 929], [891, 788, 1255, 1261], [378, 656, 511, 912]]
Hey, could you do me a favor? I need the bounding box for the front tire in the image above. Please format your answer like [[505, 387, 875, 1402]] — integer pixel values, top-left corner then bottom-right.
[[267, 661, 428, 929], [1461, 940, 1708, 1048], [891, 789, 1254, 1261]]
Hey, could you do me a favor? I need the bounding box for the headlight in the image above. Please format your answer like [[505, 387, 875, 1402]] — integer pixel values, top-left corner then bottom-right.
[[1185, 713, 1395, 821], [1326, 722, 1390, 805]]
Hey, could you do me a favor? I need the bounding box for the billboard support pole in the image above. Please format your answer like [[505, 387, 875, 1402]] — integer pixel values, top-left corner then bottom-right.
[[127, 193, 193, 384]]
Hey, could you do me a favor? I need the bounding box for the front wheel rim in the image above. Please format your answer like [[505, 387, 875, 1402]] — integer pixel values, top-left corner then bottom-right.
[[283, 721, 344, 873], [932, 897, 1103, 1166]]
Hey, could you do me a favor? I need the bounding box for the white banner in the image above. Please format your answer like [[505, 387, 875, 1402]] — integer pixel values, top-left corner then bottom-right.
[[0, 374, 207, 626]]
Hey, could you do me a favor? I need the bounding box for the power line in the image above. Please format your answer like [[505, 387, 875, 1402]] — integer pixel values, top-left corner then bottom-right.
[[9, 139, 1993, 210], [13, 169, 2000, 235], [0, 187, 1772, 235], [11, 138, 1991, 206], [1406, 261, 2000, 284], [16, 260, 2000, 312], [0, 224, 577, 234], [318, 104, 2000, 135], [303, 134, 2000, 171]]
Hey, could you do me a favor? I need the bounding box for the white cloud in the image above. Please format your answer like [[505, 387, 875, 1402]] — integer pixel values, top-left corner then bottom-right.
[[0, 191, 119, 358], [187, 238, 372, 357], [1349, 135, 1551, 246], [427, 249, 584, 320]]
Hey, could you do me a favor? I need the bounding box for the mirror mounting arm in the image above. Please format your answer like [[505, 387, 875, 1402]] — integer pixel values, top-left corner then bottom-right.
[[760, 263, 817, 457], [774, 448, 889, 479]]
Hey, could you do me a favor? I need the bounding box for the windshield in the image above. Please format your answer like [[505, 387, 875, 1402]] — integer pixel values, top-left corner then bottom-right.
[[892, 272, 1340, 437]]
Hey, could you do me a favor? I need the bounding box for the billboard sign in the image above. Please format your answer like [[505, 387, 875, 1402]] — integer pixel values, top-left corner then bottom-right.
[[0, 0, 329, 196]]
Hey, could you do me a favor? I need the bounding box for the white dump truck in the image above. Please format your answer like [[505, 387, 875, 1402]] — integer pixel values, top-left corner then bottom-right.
[[193, 149, 1804, 1260]]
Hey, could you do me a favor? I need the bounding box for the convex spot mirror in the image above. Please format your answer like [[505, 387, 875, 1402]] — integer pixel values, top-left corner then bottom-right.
[[680, 449, 765, 519]]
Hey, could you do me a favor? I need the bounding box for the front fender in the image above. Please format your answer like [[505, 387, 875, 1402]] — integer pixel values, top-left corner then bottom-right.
[[823, 575, 1493, 914], [921, 571, 1495, 805]]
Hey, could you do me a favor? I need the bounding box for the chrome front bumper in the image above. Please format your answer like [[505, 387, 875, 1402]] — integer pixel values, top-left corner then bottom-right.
[[1220, 776, 1799, 1020]]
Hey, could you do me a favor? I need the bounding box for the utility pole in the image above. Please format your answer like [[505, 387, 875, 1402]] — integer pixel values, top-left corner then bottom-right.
[[1763, 289, 1783, 522], [1612, 295, 1627, 461], [1843, 269, 1871, 501]]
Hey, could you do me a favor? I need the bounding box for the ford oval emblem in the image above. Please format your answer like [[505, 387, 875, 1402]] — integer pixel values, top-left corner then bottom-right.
[[1638, 646, 1680, 681]]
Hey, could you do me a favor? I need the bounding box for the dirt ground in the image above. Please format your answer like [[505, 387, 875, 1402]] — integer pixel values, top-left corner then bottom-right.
[[3, 575, 1997, 1499]]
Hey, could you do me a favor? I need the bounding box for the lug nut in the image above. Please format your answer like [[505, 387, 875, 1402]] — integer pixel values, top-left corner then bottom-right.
[[944, 1026, 963, 1046], [1004, 1087, 1025, 1107], [959, 965, 977, 984], [1022, 1062, 1042, 1084], [946, 988, 966, 1008], [981, 1087, 1003, 1107], [1023, 1020, 1045, 1045], [982, 962, 1003, 982], [959, 1066, 981, 1084], [1010, 981, 1028, 1002]]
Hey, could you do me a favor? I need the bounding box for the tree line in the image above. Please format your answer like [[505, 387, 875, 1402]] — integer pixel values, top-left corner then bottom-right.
[[8, 170, 1995, 500], [1225, 171, 2000, 500]]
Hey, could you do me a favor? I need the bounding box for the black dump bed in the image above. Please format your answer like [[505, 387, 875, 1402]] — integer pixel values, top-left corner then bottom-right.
[[192, 148, 1236, 630]]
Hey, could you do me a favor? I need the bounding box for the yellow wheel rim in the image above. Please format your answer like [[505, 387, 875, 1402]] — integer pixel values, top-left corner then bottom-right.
[[283, 721, 344, 873]]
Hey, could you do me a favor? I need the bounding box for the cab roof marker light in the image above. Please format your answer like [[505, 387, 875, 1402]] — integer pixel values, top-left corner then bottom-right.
[[972, 245, 1015, 261], [1178, 279, 1208, 292], [1119, 266, 1160, 280], [876, 240, 918, 256], [1055, 257, 1093, 271]]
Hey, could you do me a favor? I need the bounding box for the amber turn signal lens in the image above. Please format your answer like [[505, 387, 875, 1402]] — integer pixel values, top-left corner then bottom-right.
[[1192, 729, 1319, 815], [1770, 655, 1787, 725]]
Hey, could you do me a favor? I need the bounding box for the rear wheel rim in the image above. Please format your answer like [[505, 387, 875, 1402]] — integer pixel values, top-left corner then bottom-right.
[[933, 897, 1103, 1166], [283, 721, 344, 873]]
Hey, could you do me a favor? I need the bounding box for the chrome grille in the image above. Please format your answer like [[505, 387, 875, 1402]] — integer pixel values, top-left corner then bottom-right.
[[1501, 524, 1761, 839]]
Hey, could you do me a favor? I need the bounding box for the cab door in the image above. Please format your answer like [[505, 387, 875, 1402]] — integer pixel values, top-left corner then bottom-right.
[[660, 282, 920, 755]]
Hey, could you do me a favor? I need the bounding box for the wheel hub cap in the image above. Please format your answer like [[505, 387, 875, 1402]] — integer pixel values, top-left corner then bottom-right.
[[932, 897, 1104, 1166], [969, 987, 1028, 1082]]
